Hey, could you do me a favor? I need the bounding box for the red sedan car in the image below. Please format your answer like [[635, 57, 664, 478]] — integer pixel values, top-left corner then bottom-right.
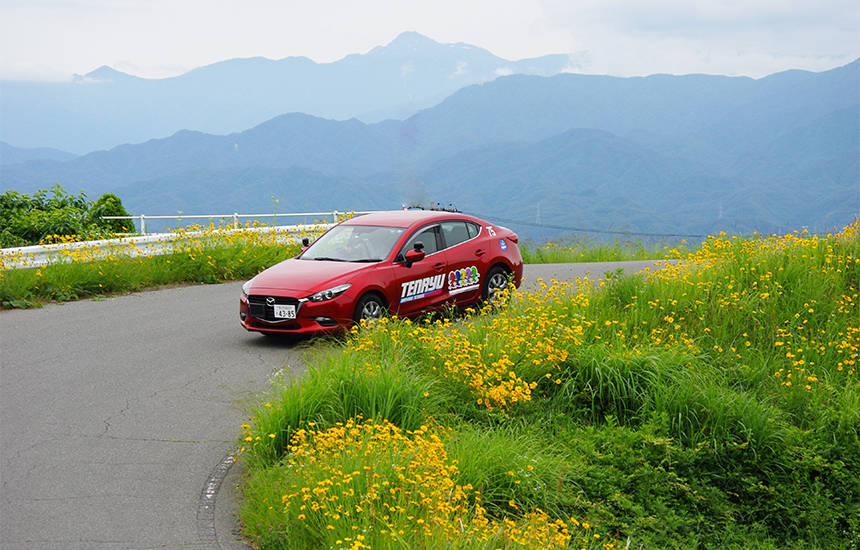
[[239, 210, 523, 335]]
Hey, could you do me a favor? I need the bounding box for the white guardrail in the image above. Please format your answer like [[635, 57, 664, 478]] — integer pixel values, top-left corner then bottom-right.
[[101, 211, 346, 234], [0, 211, 358, 270]]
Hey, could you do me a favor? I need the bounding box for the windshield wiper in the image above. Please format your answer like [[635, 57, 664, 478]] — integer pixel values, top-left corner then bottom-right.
[[312, 257, 347, 262], [353, 259, 383, 263]]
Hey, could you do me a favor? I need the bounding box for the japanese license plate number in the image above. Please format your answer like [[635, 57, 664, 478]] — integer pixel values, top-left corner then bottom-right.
[[274, 304, 296, 319]]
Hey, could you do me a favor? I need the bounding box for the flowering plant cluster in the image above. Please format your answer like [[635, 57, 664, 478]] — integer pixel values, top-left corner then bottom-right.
[[242, 417, 608, 550], [241, 221, 859, 549]]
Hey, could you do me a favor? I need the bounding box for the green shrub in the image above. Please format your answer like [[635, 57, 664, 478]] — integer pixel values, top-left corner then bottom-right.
[[0, 185, 135, 247], [87, 193, 134, 233]]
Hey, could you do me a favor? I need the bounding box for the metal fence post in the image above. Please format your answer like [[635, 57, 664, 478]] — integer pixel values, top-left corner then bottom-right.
[[140, 214, 146, 234], [233, 213, 239, 229]]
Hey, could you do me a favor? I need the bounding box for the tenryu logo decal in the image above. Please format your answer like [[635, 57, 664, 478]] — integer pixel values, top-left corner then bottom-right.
[[449, 266, 480, 295], [400, 274, 445, 303]]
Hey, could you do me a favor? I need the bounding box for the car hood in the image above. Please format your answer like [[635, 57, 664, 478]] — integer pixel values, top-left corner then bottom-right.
[[247, 258, 375, 295]]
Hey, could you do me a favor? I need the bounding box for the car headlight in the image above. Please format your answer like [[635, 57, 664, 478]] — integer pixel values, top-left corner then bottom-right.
[[242, 281, 251, 296], [309, 283, 351, 302]]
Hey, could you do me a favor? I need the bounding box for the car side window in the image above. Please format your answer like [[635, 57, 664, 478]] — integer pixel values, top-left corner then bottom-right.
[[441, 221, 469, 248], [466, 222, 480, 239], [441, 221, 480, 248], [400, 225, 440, 259]]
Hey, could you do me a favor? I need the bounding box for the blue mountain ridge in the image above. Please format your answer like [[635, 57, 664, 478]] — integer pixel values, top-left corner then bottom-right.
[[1, 58, 857, 239], [0, 32, 576, 155]]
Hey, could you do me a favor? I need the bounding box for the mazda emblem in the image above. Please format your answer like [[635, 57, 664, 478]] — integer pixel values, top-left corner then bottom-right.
[[266, 297, 275, 306]]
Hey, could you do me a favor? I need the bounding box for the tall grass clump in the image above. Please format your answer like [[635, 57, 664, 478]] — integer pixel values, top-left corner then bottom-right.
[[240, 222, 859, 549]]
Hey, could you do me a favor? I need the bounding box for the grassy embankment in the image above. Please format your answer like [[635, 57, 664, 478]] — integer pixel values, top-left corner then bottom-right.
[[238, 225, 859, 550], [0, 223, 313, 309]]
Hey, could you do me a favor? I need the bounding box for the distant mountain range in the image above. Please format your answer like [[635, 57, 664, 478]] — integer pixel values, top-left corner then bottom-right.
[[1, 52, 857, 240], [0, 142, 78, 165], [0, 32, 576, 155]]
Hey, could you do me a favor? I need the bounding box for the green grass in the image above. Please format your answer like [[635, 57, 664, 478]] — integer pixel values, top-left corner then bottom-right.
[[520, 236, 687, 264], [0, 226, 304, 308], [239, 224, 860, 549]]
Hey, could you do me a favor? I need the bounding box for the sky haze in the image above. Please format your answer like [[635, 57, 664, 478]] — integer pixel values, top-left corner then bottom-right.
[[1, 0, 857, 81]]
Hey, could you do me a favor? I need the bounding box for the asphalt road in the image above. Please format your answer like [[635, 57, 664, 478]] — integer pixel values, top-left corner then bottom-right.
[[0, 261, 669, 549]]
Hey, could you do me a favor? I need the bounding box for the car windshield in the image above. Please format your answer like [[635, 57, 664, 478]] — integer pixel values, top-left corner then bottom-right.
[[301, 224, 405, 262]]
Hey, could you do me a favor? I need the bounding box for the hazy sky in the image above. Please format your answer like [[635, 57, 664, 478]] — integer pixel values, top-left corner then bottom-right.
[[1, 0, 857, 81]]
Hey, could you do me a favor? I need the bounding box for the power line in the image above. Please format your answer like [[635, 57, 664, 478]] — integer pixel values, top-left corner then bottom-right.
[[464, 211, 707, 239]]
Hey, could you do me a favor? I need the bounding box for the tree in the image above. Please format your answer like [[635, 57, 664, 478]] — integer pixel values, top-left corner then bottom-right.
[[88, 193, 134, 233]]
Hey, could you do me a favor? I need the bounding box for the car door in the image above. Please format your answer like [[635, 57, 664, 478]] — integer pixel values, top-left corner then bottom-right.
[[440, 220, 488, 306], [391, 224, 449, 317]]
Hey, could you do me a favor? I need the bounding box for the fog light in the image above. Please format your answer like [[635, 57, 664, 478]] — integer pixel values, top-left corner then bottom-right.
[[239, 311, 247, 321]]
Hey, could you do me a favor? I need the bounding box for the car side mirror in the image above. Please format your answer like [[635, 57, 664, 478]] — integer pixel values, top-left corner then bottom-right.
[[301, 237, 310, 252], [404, 244, 425, 268]]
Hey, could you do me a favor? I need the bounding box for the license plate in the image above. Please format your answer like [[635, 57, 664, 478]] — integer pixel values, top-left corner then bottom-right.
[[273, 304, 296, 319]]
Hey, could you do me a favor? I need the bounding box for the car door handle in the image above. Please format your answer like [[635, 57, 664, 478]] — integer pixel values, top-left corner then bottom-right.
[[434, 262, 445, 272], [475, 249, 487, 257]]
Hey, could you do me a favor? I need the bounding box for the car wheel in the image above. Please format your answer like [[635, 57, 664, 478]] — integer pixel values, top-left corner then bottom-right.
[[353, 293, 386, 325], [482, 266, 510, 304]]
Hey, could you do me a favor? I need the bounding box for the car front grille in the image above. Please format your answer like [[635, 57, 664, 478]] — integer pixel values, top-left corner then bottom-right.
[[248, 295, 302, 322], [251, 321, 302, 331]]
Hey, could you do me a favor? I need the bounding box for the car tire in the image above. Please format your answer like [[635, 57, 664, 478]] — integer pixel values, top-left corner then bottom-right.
[[482, 265, 510, 303], [353, 293, 386, 325]]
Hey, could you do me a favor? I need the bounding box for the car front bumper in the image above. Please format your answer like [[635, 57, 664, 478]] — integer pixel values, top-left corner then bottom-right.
[[239, 294, 352, 335]]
